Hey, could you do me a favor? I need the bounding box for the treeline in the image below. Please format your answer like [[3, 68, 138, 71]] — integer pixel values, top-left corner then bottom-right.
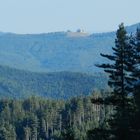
[[88, 24, 140, 139], [0, 90, 111, 140]]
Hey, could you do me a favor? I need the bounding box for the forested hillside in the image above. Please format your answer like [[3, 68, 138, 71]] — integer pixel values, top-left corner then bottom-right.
[[0, 93, 111, 140], [0, 20, 140, 140], [0, 0, 140, 139], [0, 23, 139, 73], [0, 65, 108, 99]]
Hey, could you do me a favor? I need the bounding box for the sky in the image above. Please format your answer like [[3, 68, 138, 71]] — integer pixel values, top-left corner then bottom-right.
[[0, 0, 140, 34]]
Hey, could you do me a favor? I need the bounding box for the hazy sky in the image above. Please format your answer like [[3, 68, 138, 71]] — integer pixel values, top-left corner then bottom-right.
[[0, 0, 140, 34]]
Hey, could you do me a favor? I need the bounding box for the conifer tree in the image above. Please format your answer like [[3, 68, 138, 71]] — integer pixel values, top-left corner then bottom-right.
[[132, 28, 140, 139], [90, 23, 136, 140]]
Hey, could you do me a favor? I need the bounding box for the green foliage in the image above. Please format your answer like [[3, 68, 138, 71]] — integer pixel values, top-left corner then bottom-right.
[[0, 65, 108, 99], [0, 93, 107, 140], [130, 28, 140, 139], [88, 23, 140, 140]]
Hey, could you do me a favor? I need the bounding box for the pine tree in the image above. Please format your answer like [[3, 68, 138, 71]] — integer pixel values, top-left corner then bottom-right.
[[90, 23, 136, 140], [132, 28, 140, 139]]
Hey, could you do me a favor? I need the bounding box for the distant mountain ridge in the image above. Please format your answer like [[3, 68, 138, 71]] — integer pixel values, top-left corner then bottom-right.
[[0, 23, 139, 73], [0, 65, 108, 99]]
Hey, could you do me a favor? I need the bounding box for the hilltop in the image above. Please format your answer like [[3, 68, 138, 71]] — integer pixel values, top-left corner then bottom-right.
[[0, 23, 139, 73]]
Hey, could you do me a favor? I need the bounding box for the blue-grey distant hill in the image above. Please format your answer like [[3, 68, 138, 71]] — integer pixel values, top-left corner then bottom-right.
[[0, 23, 139, 73], [0, 65, 108, 99]]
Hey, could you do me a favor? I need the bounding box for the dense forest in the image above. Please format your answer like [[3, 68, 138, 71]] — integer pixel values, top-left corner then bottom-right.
[[0, 23, 140, 140], [0, 90, 111, 140], [0, 65, 108, 99]]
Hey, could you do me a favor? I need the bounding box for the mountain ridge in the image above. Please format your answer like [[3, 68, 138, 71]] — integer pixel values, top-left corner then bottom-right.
[[0, 23, 139, 73], [0, 65, 108, 99], [0, 22, 140, 35]]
